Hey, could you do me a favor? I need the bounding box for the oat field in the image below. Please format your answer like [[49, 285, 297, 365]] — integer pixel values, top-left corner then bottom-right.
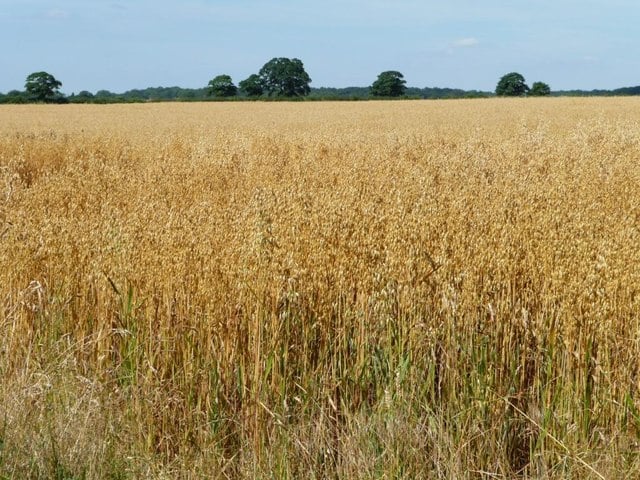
[[2, 99, 640, 478]]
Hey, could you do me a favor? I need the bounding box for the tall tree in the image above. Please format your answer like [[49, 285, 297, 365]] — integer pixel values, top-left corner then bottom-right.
[[259, 58, 311, 97], [25, 71, 63, 102], [495, 72, 529, 97], [239, 74, 264, 97], [529, 81, 551, 96], [207, 75, 238, 97], [370, 71, 407, 97]]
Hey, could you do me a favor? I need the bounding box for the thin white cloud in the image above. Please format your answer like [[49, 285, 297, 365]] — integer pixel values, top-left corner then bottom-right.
[[452, 37, 480, 48], [45, 9, 69, 19]]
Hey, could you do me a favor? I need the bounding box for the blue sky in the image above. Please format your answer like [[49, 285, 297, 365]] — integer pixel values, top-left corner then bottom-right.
[[1, 0, 638, 93]]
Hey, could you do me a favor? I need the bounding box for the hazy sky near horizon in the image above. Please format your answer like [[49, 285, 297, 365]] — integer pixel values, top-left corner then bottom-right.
[[1, 0, 638, 94]]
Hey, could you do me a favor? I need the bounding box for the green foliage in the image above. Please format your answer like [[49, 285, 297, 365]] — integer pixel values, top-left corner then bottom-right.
[[259, 57, 311, 97], [95, 90, 116, 99], [25, 71, 63, 102], [529, 81, 551, 96], [496, 72, 529, 97], [0, 90, 28, 104], [207, 74, 238, 98], [177, 89, 198, 100], [76, 90, 94, 100], [613, 85, 640, 95], [370, 71, 407, 97], [68, 91, 95, 104], [239, 74, 264, 97]]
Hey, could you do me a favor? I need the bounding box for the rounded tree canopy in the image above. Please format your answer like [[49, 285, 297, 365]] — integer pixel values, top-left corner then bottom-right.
[[25, 71, 62, 102], [495, 72, 529, 97], [207, 75, 238, 97], [529, 81, 551, 96], [370, 71, 407, 97], [259, 58, 311, 97]]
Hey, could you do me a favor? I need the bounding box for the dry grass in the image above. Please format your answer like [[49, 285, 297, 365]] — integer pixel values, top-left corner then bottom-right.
[[1, 98, 640, 478]]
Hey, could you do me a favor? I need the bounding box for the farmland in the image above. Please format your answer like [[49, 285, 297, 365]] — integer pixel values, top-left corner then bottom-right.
[[1, 99, 640, 478]]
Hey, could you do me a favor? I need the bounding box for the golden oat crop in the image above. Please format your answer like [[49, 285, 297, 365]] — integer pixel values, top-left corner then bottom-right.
[[1, 99, 640, 478]]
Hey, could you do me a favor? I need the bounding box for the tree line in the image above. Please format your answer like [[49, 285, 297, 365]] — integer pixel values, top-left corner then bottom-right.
[[1, 57, 638, 104]]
